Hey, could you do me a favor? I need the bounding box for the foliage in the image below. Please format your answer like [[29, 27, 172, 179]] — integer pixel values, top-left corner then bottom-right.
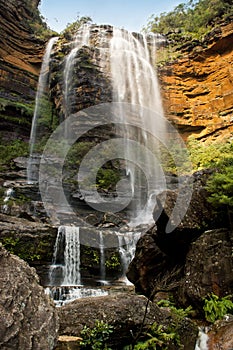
[[125, 322, 181, 350], [96, 167, 121, 191], [80, 320, 113, 350], [0, 98, 34, 118], [161, 137, 233, 175], [1, 236, 44, 262], [1, 233, 53, 262], [187, 137, 233, 171], [35, 97, 59, 134], [0, 139, 28, 171], [26, 3, 58, 40], [206, 157, 233, 206], [145, 0, 233, 41], [82, 246, 100, 266], [157, 299, 193, 319], [1, 237, 20, 255], [105, 253, 121, 270], [64, 142, 122, 192], [62, 16, 92, 39], [203, 293, 233, 323], [206, 156, 233, 227]]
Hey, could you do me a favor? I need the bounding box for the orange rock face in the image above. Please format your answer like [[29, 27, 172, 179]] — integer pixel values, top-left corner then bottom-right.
[[159, 21, 233, 142]]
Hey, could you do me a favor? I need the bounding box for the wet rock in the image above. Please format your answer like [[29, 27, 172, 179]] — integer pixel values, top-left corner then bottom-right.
[[0, 244, 59, 349]]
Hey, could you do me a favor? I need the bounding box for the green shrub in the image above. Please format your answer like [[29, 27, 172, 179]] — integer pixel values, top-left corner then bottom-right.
[[80, 320, 113, 350], [157, 299, 193, 319], [206, 156, 233, 227], [203, 293, 233, 323], [125, 322, 181, 350], [145, 0, 233, 41]]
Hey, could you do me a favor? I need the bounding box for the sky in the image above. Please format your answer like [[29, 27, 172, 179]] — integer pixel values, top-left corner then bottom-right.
[[39, 0, 185, 33]]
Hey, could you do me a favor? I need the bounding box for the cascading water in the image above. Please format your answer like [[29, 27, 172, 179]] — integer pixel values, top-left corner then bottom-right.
[[117, 231, 141, 284], [195, 328, 209, 350], [99, 231, 107, 284], [63, 24, 90, 118], [2, 188, 14, 214], [49, 226, 81, 286], [110, 28, 166, 225], [27, 36, 58, 183], [29, 25, 167, 304]]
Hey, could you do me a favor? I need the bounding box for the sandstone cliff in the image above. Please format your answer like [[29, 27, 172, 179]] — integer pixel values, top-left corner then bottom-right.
[[0, 0, 44, 140], [159, 20, 233, 141]]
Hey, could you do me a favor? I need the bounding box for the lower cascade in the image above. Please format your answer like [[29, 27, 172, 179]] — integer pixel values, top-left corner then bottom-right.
[[47, 225, 141, 305], [195, 328, 209, 350]]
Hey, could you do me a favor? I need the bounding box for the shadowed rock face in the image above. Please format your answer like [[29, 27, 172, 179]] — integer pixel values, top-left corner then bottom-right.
[[0, 0, 44, 140], [0, 244, 59, 349], [127, 171, 233, 307]]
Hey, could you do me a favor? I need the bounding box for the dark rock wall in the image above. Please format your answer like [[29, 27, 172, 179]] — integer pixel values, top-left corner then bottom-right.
[[0, 0, 44, 140]]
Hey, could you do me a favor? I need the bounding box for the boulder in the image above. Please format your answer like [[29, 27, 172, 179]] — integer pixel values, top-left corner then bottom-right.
[[0, 244, 59, 349], [58, 292, 198, 349], [178, 228, 233, 307], [127, 170, 216, 298], [207, 316, 233, 350]]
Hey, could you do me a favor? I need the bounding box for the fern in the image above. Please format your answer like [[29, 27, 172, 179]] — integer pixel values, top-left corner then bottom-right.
[[203, 293, 233, 323]]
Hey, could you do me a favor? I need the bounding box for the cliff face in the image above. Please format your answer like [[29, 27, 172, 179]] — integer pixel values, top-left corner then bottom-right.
[[159, 21, 233, 141], [0, 0, 44, 140]]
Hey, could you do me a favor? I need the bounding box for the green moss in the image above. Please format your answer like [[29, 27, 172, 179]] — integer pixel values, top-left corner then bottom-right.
[[0, 98, 34, 118], [0, 139, 29, 171]]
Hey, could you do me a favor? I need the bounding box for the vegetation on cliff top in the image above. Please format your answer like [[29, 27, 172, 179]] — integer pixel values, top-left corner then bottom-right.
[[145, 0, 233, 40]]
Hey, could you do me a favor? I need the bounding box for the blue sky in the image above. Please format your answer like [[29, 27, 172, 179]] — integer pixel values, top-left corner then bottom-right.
[[39, 0, 185, 33]]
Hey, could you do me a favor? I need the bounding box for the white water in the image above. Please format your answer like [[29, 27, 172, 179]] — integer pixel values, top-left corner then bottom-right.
[[117, 231, 141, 283], [99, 231, 107, 285], [110, 29, 166, 224], [45, 286, 108, 307], [2, 188, 14, 213], [195, 328, 209, 350], [32, 26, 167, 303], [27, 37, 58, 183], [63, 24, 90, 118], [49, 226, 81, 286]]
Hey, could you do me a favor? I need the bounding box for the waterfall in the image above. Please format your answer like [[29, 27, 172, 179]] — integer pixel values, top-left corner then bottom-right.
[[118, 231, 141, 283], [63, 24, 90, 118], [45, 286, 108, 307], [49, 226, 81, 286], [2, 188, 14, 214], [195, 328, 209, 350], [27, 36, 58, 183], [99, 231, 107, 284], [110, 29, 166, 223], [32, 25, 169, 303]]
